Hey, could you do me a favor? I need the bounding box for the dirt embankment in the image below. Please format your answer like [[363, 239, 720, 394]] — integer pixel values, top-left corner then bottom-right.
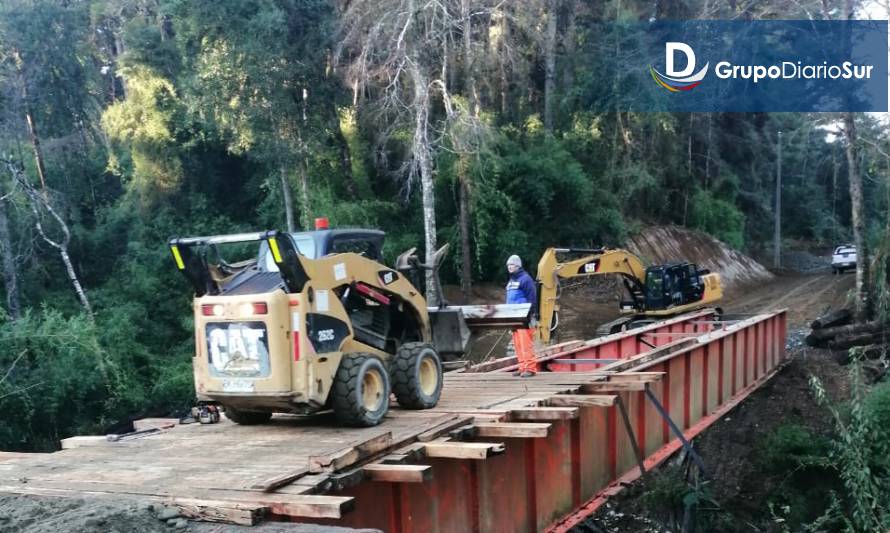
[[461, 225, 781, 360], [626, 226, 774, 291]]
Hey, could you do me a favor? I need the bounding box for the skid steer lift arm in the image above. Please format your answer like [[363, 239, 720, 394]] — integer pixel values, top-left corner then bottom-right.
[[169, 231, 311, 296]]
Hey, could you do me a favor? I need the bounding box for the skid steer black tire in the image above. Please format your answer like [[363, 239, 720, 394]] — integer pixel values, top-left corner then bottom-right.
[[223, 405, 272, 425], [391, 342, 443, 409], [331, 354, 391, 426]]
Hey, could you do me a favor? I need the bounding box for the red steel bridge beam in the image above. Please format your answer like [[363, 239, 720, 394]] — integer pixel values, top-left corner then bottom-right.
[[311, 310, 787, 532]]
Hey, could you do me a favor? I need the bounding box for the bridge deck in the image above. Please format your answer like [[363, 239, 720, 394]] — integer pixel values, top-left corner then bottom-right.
[[0, 310, 787, 531]]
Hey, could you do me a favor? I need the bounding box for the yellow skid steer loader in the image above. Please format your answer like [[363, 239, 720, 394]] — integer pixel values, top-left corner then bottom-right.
[[169, 222, 530, 426]]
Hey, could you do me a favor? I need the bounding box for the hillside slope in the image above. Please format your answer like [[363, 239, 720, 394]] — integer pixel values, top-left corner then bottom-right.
[[626, 226, 774, 290]]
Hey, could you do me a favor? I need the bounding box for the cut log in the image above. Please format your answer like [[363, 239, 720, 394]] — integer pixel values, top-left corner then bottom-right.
[[829, 332, 890, 350], [811, 308, 853, 330], [809, 320, 889, 342], [805, 333, 829, 348], [827, 345, 884, 365]]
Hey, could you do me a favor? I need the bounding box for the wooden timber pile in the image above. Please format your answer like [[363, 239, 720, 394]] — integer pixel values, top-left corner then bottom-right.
[[806, 308, 889, 373]]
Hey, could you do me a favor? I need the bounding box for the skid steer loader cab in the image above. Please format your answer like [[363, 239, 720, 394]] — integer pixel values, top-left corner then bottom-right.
[[169, 226, 445, 427]]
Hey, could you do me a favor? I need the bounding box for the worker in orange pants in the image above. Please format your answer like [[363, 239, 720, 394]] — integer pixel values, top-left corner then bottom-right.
[[505, 254, 538, 378], [512, 326, 538, 377]]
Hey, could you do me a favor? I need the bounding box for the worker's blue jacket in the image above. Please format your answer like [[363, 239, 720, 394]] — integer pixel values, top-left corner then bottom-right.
[[505, 268, 537, 309]]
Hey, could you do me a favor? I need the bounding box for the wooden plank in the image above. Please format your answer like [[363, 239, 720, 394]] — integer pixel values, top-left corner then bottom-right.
[[10, 481, 354, 520], [133, 418, 180, 431], [328, 469, 367, 492], [60, 436, 109, 450], [580, 381, 647, 392], [423, 442, 505, 459], [380, 453, 410, 464], [214, 494, 353, 520], [248, 467, 310, 492], [425, 409, 510, 420], [546, 395, 617, 407], [169, 497, 266, 525], [308, 432, 393, 473], [416, 416, 470, 442], [473, 423, 551, 438], [510, 407, 579, 420], [390, 442, 427, 462], [362, 464, 432, 483], [0, 485, 267, 525], [448, 424, 479, 440], [610, 372, 666, 382]]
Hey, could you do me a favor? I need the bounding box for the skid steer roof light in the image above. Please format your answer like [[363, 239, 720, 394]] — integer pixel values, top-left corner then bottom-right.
[[314, 217, 329, 230]]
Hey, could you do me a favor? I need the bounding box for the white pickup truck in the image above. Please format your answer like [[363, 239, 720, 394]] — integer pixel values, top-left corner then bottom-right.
[[831, 245, 857, 274]]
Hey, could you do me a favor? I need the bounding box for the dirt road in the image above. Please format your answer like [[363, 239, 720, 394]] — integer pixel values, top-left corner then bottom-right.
[[463, 272, 855, 363], [724, 272, 854, 328]]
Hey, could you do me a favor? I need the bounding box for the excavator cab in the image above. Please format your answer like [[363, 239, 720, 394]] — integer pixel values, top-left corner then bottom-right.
[[643, 263, 706, 310], [535, 247, 722, 340]]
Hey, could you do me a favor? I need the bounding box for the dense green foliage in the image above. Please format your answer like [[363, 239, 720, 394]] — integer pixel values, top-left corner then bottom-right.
[[0, 0, 889, 450]]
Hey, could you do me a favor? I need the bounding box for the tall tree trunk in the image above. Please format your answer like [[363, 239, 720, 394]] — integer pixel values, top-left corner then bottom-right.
[[279, 165, 295, 232], [15, 52, 48, 194], [705, 113, 713, 188], [298, 154, 311, 229], [458, 0, 476, 300], [0, 199, 20, 320], [298, 91, 313, 228], [58, 247, 93, 319], [113, 32, 128, 99], [561, 0, 577, 105], [496, 10, 509, 117], [543, 0, 558, 133], [462, 0, 478, 114], [409, 62, 438, 304], [458, 157, 472, 300], [843, 112, 871, 321], [334, 115, 358, 199]]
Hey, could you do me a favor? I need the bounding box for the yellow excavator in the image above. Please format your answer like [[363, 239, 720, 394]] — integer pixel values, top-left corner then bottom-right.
[[534, 247, 723, 341]]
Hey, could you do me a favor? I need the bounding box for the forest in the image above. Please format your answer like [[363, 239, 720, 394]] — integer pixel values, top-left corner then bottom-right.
[[0, 0, 889, 460]]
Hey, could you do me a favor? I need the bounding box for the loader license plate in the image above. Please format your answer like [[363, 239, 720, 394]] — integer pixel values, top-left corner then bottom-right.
[[221, 379, 256, 393]]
